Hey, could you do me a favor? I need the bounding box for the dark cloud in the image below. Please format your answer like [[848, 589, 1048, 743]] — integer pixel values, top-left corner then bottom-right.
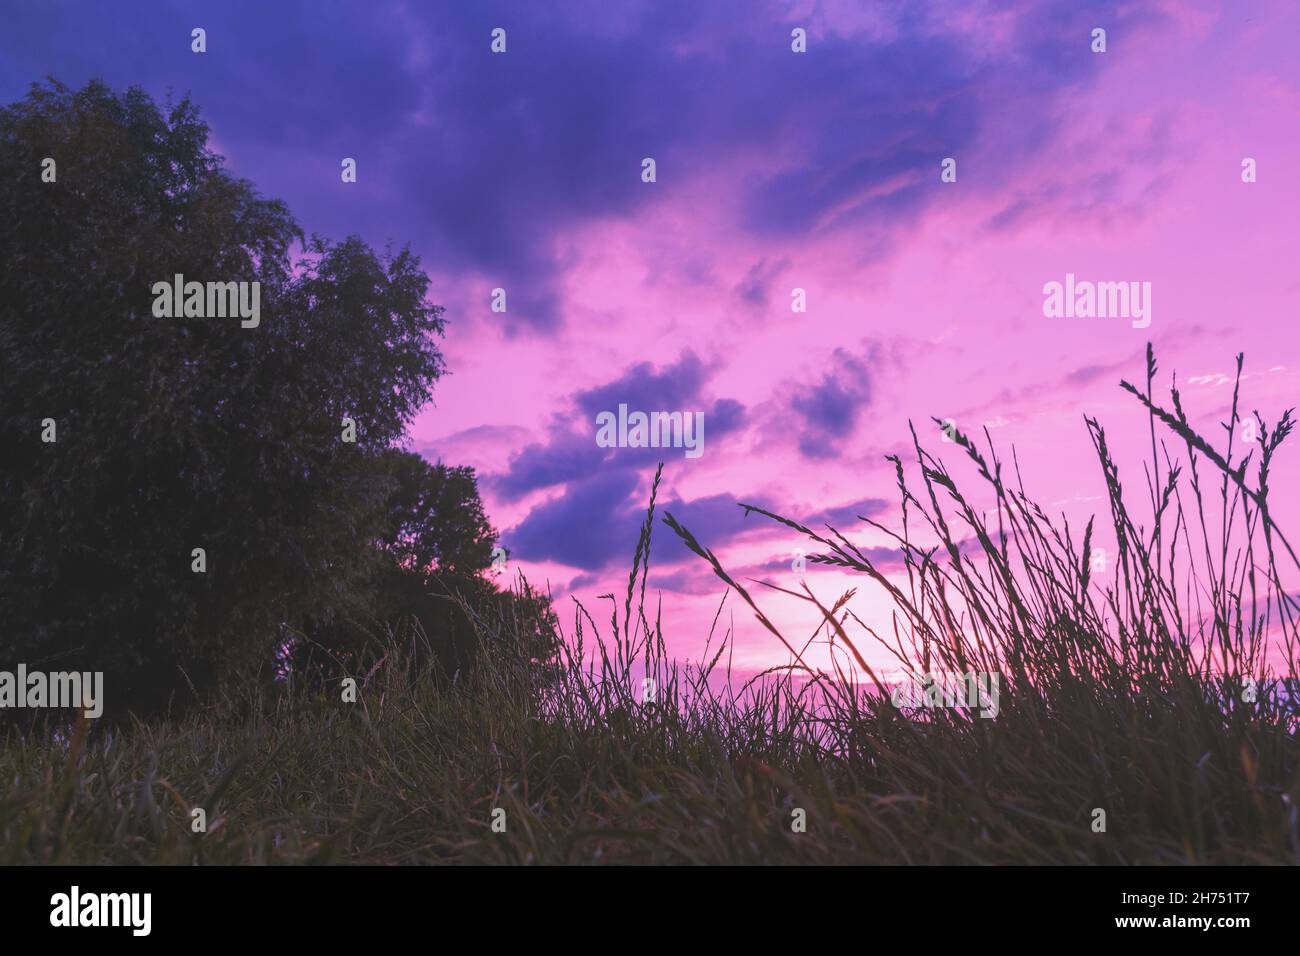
[[574, 352, 711, 419], [493, 428, 608, 502], [509, 476, 895, 576], [709, 398, 747, 435], [645, 567, 727, 598], [738, 34, 979, 241], [791, 348, 873, 459], [493, 351, 747, 500], [0, 0, 1164, 335], [659, 493, 772, 547], [658, 492, 891, 562], [505, 470, 642, 569], [734, 257, 790, 308], [504, 471, 765, 573], [803, 496, 891, 529]]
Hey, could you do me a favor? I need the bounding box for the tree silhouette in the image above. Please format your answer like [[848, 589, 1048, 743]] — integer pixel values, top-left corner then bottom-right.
[[0, 79, 447, 715], [289, 449, 560, 688], [379, 451, 497, 578]]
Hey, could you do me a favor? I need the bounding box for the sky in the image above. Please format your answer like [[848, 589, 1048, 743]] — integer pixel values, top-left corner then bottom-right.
[[4, 0, 1299, 676]]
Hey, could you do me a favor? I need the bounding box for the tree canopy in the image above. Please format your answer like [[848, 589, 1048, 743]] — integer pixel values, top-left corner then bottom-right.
[[0, 79, 460, 714]]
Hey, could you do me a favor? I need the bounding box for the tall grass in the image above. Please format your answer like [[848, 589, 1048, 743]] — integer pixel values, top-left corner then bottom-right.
[[1, 347, 1295, 864]]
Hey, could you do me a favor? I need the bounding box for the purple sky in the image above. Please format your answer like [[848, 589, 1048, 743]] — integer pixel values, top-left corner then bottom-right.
[[7, 0, 1299, 674]]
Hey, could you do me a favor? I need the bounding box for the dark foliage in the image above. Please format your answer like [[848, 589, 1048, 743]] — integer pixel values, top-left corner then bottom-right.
[[0, 80, 447, 714]]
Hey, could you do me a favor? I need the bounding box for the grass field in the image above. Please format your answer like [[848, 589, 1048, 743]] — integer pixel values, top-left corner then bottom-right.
[[2, 347, 1296, 865]]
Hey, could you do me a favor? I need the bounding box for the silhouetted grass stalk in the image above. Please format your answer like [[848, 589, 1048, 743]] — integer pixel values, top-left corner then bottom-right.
[[0, 347, 1294, 863]]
